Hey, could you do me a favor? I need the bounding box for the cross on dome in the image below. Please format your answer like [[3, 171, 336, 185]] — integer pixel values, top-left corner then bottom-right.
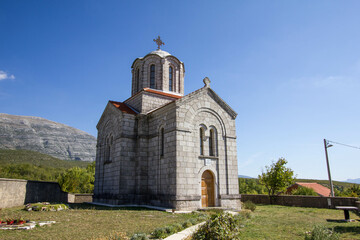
[[153, 36, 165, 50]]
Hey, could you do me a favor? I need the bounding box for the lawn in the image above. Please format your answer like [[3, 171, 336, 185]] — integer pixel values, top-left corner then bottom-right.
[[1, 204, 359, 240], [0, 203, 200, 240], [240, 205, 360, 239]]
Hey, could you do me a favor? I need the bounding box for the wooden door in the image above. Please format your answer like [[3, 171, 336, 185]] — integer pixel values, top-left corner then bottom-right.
[[201, 170, 215, 207]]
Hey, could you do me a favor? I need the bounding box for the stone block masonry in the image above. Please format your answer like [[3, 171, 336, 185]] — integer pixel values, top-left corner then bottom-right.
[[0, 178, 68, 208]]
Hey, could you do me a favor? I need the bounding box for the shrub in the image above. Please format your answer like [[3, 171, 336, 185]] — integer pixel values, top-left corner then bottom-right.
[[165, 225, 175, 234], [152, 227, 167, 239], [182, 220, 193, 228], [172, 223, 183, 232], [304, 225, 339, 240], [130, 233, 149, 240], [58, 162, 95, 193], [189, 218, 198, 225], [196, 212, 209, 222], [192, 212, 242, 240], [243, 201, 256, 211]]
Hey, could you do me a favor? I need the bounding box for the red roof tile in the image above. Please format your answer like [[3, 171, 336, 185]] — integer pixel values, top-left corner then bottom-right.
[[143, 88, 182, 99], [296, 182, 331, 197], [109, 101, 137, 115]]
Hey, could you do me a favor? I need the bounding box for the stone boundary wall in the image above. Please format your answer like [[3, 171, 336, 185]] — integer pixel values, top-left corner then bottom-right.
[[241, 194, 359, 209], [68, 193, 93, 203], [0, 178, 68, 208]]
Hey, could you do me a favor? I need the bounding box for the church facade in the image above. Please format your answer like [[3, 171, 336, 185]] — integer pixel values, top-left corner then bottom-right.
[[93, 43, 240, 210]]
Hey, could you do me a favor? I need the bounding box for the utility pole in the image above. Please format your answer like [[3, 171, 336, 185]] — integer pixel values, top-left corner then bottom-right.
[[324, 139, 335, 197]]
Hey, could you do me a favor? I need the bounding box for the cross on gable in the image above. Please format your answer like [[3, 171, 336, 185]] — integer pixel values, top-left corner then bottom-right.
[[153, 36, 165, 50]]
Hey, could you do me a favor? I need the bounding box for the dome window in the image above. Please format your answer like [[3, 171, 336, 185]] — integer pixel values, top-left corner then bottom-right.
[[150, 64, 155, 89], [169, 66, 173, 91]]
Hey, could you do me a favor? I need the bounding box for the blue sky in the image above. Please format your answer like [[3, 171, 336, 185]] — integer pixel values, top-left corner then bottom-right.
[[1, 0, 359, 181]]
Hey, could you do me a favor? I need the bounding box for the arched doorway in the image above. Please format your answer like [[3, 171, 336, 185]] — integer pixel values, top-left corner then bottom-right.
[[201, 170, 215, 207]]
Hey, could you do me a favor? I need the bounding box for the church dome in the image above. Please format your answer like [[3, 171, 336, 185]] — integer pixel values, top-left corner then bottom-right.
[[147, 49, 171, 58], [130, 40, 185, 97]]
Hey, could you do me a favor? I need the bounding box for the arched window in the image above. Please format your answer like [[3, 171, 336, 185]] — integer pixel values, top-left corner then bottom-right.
[[160, 128, 165, 156], [209, 129, 215, 156], [200, 128, 204, 155], [135, 68, 140, 92], [169, 66, 173, 91], [150, 65, 155, 89], [105, 135, 113, 163]]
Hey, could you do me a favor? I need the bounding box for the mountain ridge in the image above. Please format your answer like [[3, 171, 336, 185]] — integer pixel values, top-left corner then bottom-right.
[[0, 113, 96, 161]]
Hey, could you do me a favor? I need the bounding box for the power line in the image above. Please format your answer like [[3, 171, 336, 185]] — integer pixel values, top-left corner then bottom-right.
[[327, 140, 360, 150]]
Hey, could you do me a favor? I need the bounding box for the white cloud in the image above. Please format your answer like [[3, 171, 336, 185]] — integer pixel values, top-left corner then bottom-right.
[[0, 70, 15, 81]]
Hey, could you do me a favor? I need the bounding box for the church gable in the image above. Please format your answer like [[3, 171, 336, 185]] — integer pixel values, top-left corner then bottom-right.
[[176, 78, 237, 128], [96, 101, 136, 135]]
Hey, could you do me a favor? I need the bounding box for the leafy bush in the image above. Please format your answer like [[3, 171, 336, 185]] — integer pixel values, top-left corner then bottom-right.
[[182, 220, 193, 228], [172, 223, 183, 232], [291, 186, 318, 196], [189, 218, 198, 225], [152, 227, 167, 239], [196, 212, 209, 222], [305, 225, 339, 240], [57, 162, 95, 193], [192, 212, 242, 240], [243, 201, 256, 211], [239, 178, 267, 194], [130, 233, 149, 240], [165, 225, 175, 234]]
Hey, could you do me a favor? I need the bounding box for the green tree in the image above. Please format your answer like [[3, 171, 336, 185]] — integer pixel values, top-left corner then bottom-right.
[[238, 178, 266, 194], [258, 158, 295, 197], [58, 162, 95, 193]]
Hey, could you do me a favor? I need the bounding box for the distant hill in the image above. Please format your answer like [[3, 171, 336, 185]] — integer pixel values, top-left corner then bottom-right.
[[0, 149, 90, 181], [346, 178, 360, 184], [238, 175, 254, 178], [0, 113, 96, 161]]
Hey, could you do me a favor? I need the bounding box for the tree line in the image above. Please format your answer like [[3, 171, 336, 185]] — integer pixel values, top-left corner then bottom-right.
[[239, 158, 360, 197]]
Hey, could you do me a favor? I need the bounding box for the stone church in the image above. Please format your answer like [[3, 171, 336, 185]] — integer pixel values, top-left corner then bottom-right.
[[94, 39, 240, 210]]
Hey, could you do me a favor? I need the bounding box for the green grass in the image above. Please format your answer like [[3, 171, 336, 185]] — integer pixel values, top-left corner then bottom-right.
[[0, 204, 201, 240], [239, 205, 360, 239], [1, 204, 359, 240]]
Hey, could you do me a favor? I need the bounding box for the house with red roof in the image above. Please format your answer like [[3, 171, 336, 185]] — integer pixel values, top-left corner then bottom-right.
[[287, 182, 331, 197]]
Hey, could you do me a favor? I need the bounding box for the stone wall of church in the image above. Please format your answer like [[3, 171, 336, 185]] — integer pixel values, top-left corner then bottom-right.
[[124, 93, 142, 113], [125, 91, 177, 114], [174, 88, 240, 210], [146, 103, 178, 208], [141, 92, 176, 114], [94, 105, 138, 205]]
